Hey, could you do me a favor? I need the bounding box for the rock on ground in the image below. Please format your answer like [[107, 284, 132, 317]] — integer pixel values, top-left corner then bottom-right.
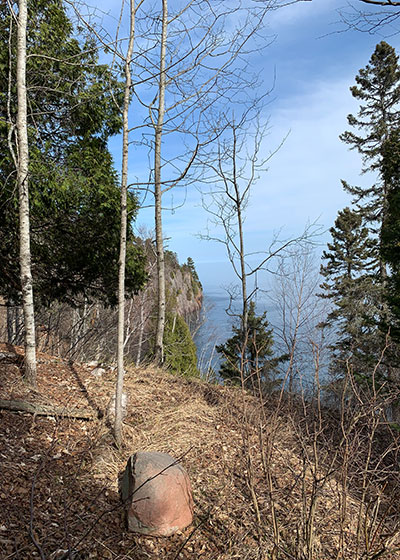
[[120, 451, 193, 536]]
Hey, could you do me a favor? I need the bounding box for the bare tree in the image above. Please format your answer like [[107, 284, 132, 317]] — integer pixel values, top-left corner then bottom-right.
[[130, 0, 281, 364], [199, 104, 315, 384], [14, 0, 37, 386], [269, 247, 327, 395], [359, 0, 400, 5], [200, 107, 272, 341], [114, 0, 137, 448], [152, 0, 168, 364], [340, 0, 400, 32]]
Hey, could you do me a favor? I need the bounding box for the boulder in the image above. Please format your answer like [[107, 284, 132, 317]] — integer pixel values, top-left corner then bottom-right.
[[120, 451, 193, 536]]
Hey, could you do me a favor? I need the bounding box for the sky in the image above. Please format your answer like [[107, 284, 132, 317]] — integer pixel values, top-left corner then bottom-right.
[[93, 0, 400, 293]]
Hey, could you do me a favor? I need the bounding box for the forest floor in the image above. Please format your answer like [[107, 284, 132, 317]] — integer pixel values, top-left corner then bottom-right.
[[1, 343, 400, 560]]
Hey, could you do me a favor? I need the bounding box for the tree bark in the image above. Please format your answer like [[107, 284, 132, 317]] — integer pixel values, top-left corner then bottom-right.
[[154, 0, 168, 364], [0, 399, 97, 420], [114, 0, 135, 448], [16, 0, 37, 386], [136, 292, 145, 366], [7, 301, 14, 344]]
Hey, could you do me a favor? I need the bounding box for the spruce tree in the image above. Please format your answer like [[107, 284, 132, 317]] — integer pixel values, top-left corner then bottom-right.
[[341, 41, 400, 200], [340, 42, 400, 274], [216, 301, 282, 387], [321, 41, 400, 378], [320, 208, 378, 374]]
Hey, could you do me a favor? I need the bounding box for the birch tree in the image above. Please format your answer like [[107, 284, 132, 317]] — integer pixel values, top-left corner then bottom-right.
[[153, 0, 168, 363], [114, 0, 137, 447], [15, 0, 36, 386]]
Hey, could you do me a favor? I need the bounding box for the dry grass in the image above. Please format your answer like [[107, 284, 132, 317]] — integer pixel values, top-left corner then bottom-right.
[[1, 345, 400, 559]]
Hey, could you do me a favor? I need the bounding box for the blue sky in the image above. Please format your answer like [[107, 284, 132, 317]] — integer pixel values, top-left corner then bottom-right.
[[97, 1, 400, 292]]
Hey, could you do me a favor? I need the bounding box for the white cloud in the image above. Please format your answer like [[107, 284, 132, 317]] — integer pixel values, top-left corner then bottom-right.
[[135, 73, 370, 285], [245, 74, 366, 239], [267, 0, 338, 29]]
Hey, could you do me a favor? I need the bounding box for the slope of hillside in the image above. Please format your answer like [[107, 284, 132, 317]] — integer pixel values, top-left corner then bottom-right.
[[1, 344, 399, 559]]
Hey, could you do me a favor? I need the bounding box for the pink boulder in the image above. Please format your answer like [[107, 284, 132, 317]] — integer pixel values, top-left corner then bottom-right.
[[121, 451, 193, 536]]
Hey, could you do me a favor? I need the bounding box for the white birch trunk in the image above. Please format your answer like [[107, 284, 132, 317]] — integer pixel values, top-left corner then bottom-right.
[[114, 0, 135, 447], [135, 292, 145, 366], [154, 0, 168, 364], [16, 0, 37, 386]]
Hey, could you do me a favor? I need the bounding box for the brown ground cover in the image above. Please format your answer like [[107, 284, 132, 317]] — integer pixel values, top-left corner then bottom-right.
[[1, 343, 399, 559]]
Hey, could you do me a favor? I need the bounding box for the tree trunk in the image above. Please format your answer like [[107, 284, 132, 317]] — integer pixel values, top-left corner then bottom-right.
[[114, 0, 135, 448], [232, 126, 248, 381], [136, 292, 145, 366], [0, 399, 97, 420], [16, 0, 37, 386], [154, 0, 168, 364], [7, 301, 14, 344]]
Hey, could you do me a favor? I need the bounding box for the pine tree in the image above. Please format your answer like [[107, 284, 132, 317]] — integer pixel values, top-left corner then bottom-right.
[[216, 301, 282, 387]]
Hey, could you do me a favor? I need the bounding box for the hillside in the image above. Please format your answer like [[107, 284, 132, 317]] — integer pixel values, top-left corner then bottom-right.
[[0, 250, 202, 368], [1, 345, 400, 560]]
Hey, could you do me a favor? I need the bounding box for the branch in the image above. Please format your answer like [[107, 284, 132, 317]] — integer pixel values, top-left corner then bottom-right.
[[359, 0, 400, 5], [0, 399, 98, 420]]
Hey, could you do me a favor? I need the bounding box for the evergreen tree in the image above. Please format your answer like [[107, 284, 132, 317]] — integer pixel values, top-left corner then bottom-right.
[[163, 313, 199, 378], [184, 257, 202, 296], [321, 41, 400, 378], [216, 301, 282, 387], [320, 208, 379, 373], [0, 0, 147, 307], [381, 130, 400, 339], [340, 41, 400, 286], [340, 41, 400, 225]]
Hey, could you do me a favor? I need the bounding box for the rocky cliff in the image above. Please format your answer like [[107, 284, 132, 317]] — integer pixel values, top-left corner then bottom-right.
[[0, 247, 203, 367], [164, 251, 203, 324]]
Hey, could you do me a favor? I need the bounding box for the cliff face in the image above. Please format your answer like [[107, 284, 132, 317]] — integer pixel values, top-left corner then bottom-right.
[[165, 257, 203, 323], [0, 247, 203, 367]]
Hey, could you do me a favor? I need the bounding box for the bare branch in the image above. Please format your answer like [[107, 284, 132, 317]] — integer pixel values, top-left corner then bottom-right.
[[359, 0, 400, 5]]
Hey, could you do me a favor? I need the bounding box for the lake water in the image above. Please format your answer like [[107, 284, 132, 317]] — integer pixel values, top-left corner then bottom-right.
[[193, 287, 278, 377], [193, 289, 234, 375], [194, 286, 329, 390]]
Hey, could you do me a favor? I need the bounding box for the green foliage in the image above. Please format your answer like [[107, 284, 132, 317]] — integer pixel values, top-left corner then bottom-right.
[[322, 41, 400, 381], [340, 41, 400, 227], [185, 257, 200, 283], [381, 130, 400, 340], [183, 257, 202, 296], [164, 313, 199, 377], [164, 250, 179, 269], [216, 301, 283, 386], [340, 41, 400, 171], [0, 0, 147, 307], [320, 208, 380, 373]]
